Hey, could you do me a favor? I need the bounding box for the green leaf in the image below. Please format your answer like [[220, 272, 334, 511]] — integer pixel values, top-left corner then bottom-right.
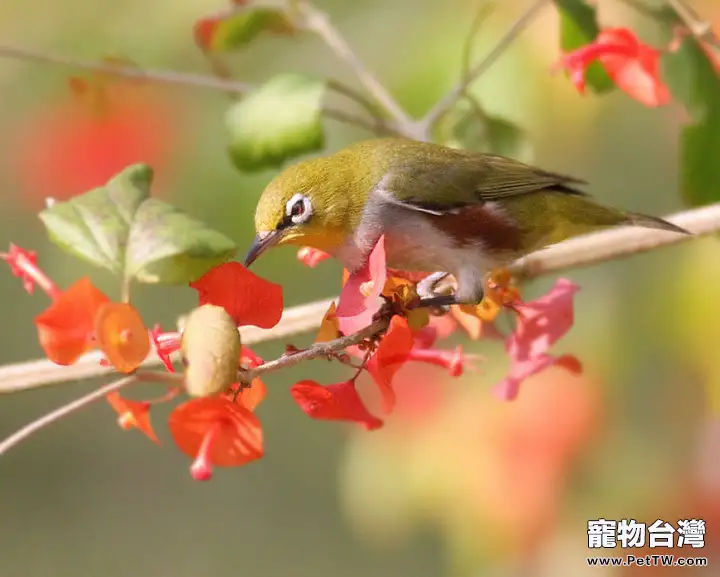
[[125, 199, 237, 284], [39, 164, 152, 275], [226, 73, 326, 172], [663, 35, 720, 206], [680, 112, 720, 207], [663, 34, 720, 121], [554, 0, 615, 94], [39, 164, 237, 284], [194, 3, 294, 53], [442, 101, 533, 163]]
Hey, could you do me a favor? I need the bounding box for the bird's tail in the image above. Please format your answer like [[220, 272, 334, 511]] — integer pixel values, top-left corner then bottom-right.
[[625, 211, 691, 235]]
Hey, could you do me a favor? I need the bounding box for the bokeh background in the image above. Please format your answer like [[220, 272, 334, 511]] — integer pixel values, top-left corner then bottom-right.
[[1, 0, 719, 575]]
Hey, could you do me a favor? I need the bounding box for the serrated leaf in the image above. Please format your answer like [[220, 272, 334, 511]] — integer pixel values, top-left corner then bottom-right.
[[194, 3, 294, 53], [663, 34, 720, 206], [443, 102, 533, 163], [40, 164, 237, 284], [554, 0, 615, 94], [226, 74, 326, 171], [39, 164, 152, 275]]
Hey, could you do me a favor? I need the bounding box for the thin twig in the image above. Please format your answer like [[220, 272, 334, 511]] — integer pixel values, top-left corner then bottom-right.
[[0, 371, 180, 457], [240, 318, 388, 383], [0, 44, 255, 93], [294, 1, 422, 139], [0, 44, 393, 136], [422, 0, 551, 131], [2, 204, 720, 394], [667, 0, 719, 48]]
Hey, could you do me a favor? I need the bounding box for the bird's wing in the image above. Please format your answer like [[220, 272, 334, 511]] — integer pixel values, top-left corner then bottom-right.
[[376, 150, 588, 215]]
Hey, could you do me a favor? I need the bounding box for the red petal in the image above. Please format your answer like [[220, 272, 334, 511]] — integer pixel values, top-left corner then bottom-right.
[[290, 380, 383, 431], [235, 378, 267, 411], [508, 278, 580, 362], [169, 396, 263, 467], [106, 392, 159, 444], [1, 244, 61, 298], [367, 315, 414, 413], [151, 325, 181, 372], [297, 246, 332, 267], [335, 236, 387, 334], [493, 354, 582, 401], [596, 28, 671, 107], [94, 302, 150, 374], [34, 277, 111, 365], [193, 17, 219, 50], [190, 261, 283, 329]]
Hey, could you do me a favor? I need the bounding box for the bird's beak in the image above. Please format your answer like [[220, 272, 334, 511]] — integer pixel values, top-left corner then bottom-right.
[[244, 230, 282, 267]]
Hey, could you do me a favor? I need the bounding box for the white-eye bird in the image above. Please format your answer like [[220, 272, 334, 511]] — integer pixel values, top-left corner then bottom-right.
[[244, 138, 689, 307]]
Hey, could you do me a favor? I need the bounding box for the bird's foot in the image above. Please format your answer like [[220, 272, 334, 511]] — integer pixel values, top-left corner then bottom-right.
[[414, 295, 458, 310]]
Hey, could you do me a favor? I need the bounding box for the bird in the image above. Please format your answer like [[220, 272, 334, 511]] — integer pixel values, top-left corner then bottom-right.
[[244, 137, 689, 308]]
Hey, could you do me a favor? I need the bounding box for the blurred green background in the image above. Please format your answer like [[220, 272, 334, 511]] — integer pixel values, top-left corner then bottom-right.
[[1, 0, 719, 575]]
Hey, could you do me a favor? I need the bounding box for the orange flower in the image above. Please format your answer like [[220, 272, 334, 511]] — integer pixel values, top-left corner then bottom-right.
[[169, 397, 263, 480], [105, 391, 159, 444], [95, 303, 151, 374], [34, 277, 111, 365]]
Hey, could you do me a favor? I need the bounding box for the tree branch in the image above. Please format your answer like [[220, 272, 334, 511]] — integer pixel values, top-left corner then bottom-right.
[[240, 317, 388, 383], [0, 371, 181, 457], [294, 1, 423, 139], [0, 44, 396, 137], [1, 203, 719, 395], [421, 0, 551, 131], [667, 0, 720, 48]]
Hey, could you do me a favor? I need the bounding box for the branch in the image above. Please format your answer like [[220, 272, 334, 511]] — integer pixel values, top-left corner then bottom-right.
[[667, 0, 720, 48], [422, 0, 551, 131], [294, 1, 423, 139], [0, 44, 394, 137], [241, 317, 389, 383], [2, 203, 720, 394], [0, 371, 181, 457]]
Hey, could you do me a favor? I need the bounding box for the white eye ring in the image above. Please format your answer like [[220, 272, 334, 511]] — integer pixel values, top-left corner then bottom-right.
[[285, 193, 313, 225]]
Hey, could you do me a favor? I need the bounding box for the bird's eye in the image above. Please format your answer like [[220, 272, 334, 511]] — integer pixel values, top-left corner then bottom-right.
[[285, 193, 313, 225], [290, 200, 304, 217]]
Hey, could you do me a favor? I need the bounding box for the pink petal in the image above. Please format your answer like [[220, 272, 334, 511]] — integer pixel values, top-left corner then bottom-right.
[[493, 354, 582, 401], [508, 278, 580, 362], [335, 236, 387, 335]]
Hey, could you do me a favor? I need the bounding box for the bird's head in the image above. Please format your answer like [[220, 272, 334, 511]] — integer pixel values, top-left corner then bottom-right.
[[244, 153, 369, 267]]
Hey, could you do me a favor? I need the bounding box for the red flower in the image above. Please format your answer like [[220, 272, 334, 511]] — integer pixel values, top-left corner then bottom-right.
[[0, 244, 61, 298], [556, 27, 671, 107], [150, 325, 182, 372], [493, 278, 583, 400], [169, 397, 263, 481], [12, 89, 175, 208], [297, 247, 332, 268], [34, 277, 111, 365], [367, 315, 414, 413], [106, 392, 159, 444], [290, 380, 383, 430], [190, 261, 283, 329], [336, 236, 387, 335]]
